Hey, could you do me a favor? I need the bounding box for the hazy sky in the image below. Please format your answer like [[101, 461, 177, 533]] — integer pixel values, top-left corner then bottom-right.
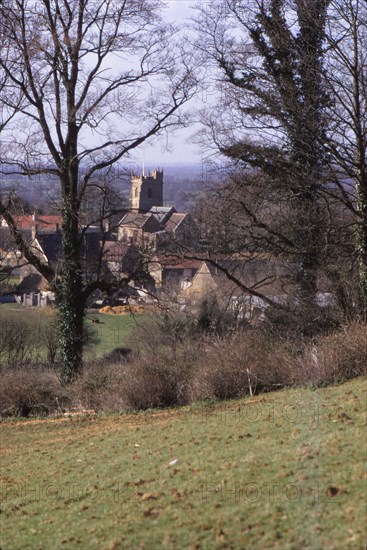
[[164, 0, 197, 22], [141, 1, 205, 167]]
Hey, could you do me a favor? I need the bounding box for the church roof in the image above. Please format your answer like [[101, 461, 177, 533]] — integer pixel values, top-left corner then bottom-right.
[[149, 206, 174, 213], [118, 212, 163, 233], [164, 213, 187, 232], [149, 206, 176, 224]]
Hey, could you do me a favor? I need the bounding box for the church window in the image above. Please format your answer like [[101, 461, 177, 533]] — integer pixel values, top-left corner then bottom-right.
[[147, 188, 152, 199]]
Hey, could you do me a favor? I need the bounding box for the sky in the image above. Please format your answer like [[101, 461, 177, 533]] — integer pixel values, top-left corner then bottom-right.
[[1, 1, 213, 170], [140, 1, 205, 167], [164, 0, 197, 22]]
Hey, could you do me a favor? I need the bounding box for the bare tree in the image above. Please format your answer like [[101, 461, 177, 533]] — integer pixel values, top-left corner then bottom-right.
[[0, 3, 23, 134], [0, 0, 196, 382], [324, 0, 367, 319]]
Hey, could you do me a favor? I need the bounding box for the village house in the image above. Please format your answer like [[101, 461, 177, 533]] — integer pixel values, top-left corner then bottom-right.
[[0, 213, 62, 231], [148, 256, 202, 292], [0, 224, 101, 305]]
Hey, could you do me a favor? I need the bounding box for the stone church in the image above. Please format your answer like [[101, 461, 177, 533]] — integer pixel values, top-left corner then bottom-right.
[[117, 169, 194, 250], [129, 169, 164, 211]]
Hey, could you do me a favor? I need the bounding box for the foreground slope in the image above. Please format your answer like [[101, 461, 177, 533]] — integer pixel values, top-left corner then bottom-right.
[[1, 378, 366, 549]]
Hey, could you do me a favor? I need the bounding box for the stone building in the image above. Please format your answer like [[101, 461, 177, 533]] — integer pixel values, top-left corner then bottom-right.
[[118, 169, 197, 253], [129, 169, 164, 211]]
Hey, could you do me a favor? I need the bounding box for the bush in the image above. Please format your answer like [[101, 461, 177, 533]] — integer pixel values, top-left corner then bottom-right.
[[0, 311, 42, 365], [68, 361, 125, 412], [1, 322, 366, 418], [297, 322, 367, 386], [0, 307, 61, 366], [0, 366, 67, 417], [71, 347, 194, 413], [0, 307, 100, 368], [131, 310, 196, 355], [188, 331, 294, 402], [37, 308, 59, 365], [262, 301, 341, 340], [120, 352, 193, 411]]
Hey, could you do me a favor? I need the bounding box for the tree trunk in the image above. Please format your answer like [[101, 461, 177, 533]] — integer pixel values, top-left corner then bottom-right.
[[353, 26, 367, 321], [356, 174, 367, 321], [58, 179, 84, 384], [295, 195, 322, 303]]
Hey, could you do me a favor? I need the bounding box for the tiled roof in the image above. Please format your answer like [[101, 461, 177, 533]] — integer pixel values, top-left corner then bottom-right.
[[1, 214, 62, 230], [118, 212, 163, 233], [17, 273, 46, 293], [149, 206, 176, 224]]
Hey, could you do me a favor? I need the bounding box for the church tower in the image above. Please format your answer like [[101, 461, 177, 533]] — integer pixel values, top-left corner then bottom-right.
[[129, 169, 164, 211]]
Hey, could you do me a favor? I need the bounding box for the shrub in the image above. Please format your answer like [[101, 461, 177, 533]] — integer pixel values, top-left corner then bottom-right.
[[131, 310, 196, 355], [0, 307, 61, 366], [0, 366, 67, 417], [120, 352, 193, 410], [102, 347, 133, 364], [69, 362, 126, 412], [1, 323, 365, 418], [0, 311, 42, 365], [38, 308, 59, 365], [188, 331, 294, 402], [262, 301, 341, 340], [297, 322, 367, 386]]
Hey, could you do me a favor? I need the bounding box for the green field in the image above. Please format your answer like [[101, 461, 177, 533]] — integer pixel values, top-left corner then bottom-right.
[[0, 303, 23, 311], [0, 304, 143, 359], [84, 312, 143, 358], [1, 378, 366, 549]]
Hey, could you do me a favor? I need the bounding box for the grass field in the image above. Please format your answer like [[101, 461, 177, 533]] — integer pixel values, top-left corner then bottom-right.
[[1, 377, 366, 549], [0, 303, 23, 311], [0, 304, 143, 359], [84, 312, 143, 358]]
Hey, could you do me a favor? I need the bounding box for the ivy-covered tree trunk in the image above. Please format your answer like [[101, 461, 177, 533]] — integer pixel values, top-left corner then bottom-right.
[[58, 170, 84, 384], [293, 189, 322, 302], [289, 0, 328, 305], [356, 174, 367, 321], [58, 280, 84, 384]]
